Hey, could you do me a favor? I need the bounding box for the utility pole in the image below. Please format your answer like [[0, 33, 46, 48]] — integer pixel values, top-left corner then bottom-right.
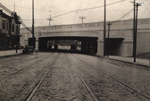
[[107, 22, 112, 57], [47, 15, 53, 26], [79, 16, 86, 23], [133, 0, 136, 62], [32, 0, 36, 50], [32, 0, 34, 38], [104, 0, 106, 56], [14, 2, 17, 53], [133, 2, 141, 62], [28, 0, 36, 50]]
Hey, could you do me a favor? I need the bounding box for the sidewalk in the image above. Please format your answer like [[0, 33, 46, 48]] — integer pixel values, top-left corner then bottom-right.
[[107, 55, 150, 67], [0, 49, 23, 57]]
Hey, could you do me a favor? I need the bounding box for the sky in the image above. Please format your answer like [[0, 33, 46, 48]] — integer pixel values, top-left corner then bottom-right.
[[0, 0, 150, 27]]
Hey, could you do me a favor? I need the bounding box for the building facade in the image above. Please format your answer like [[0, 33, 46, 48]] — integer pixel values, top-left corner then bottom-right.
[[0, 10, 21, 50]]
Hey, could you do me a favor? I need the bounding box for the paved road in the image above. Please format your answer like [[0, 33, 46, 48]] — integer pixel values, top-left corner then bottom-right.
[[0, 52, 150, 101]]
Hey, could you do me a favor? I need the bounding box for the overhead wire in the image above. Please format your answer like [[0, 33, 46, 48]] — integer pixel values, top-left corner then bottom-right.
[[106, 8, 133, 39], [2, 0, 126, 27], [81, 0, 96, 22], [116, 9, 133, 30], [143, 1, 150, 12], [112, 0, 129, 21], [2, 0, 127, 26], [111, 9, 133, 24], [22, 0, 127, 21], [112, 1, 122, 21], [115, 10, 133, 37], [0, 3, 12, 14], [51, 0, 126, 19], [20, 19, 32, 33], [72, 0, 84, 24], [75, 0, 126, 12]]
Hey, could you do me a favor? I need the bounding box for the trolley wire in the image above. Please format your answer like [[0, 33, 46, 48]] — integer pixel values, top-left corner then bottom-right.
[[51, 0, 126, 19], [111, 9, 133, 24], [20, 19, 32, 33], [21, 0, 126, 21]]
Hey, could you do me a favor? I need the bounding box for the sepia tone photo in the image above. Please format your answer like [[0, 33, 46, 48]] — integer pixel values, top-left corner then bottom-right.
[[0, 0, 150, 100]]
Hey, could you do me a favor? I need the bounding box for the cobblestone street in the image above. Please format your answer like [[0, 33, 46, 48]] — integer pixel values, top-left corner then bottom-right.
[[0, 52, 150, 101]]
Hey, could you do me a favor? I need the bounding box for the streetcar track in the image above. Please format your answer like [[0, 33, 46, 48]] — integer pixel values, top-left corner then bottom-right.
[[24, 53, 60, 101], [71, 54, 150, 100], [0, 52, 55, 82], [65, 53, 100, 101]]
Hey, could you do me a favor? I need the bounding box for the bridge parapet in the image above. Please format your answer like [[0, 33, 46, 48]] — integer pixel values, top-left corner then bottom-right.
[[20, 18, 150, 33]]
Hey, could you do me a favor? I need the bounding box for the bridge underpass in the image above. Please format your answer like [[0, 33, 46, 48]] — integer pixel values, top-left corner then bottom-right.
[[39, 36, 98, 54], [106, 38, 124, 56]]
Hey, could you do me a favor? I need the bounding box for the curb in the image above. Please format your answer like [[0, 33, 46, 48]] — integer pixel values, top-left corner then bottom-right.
[[0, 53, 23, 58], [0, 49, 38, 58], [95, 55, 150, 68], [107, 57, 150, 68]]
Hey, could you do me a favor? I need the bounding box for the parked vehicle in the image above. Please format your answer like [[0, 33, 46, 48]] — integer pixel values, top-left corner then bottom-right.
[[23, 45, 34, 54]]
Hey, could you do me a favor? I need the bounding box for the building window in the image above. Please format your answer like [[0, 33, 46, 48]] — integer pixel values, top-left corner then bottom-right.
[[2, 21, 5, 29], [12, 24, 14, 32], [6, 23, 8, 30], [16, 25, 18, 33]]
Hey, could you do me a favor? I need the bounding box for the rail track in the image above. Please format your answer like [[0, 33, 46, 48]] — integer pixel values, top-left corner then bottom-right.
[[1, 52, 149, 100], [0, 52, 55, 82], [71, 53, 150, 100], [23, 53, 60, 101], [65, 53, 100, 101], [24, 53, 99, 101]]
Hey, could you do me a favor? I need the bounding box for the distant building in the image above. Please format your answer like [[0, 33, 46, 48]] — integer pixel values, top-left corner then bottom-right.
[[0, 10, 21, 50]]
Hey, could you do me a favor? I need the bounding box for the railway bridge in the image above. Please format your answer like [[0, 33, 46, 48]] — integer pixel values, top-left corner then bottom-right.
[[38, 36, 98, 54], [20, 18, 150, 56]]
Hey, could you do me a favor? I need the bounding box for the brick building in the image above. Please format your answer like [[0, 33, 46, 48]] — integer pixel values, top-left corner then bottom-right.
[[0, 10, 21, 50]]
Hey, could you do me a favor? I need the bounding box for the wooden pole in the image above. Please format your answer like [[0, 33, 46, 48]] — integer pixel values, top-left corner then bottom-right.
[[104, 0, 106, 56]]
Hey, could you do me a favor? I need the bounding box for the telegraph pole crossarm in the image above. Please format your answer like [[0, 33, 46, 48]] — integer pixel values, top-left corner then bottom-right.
[[47, 15, 53, 26], [79, 16, 86, 23]]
